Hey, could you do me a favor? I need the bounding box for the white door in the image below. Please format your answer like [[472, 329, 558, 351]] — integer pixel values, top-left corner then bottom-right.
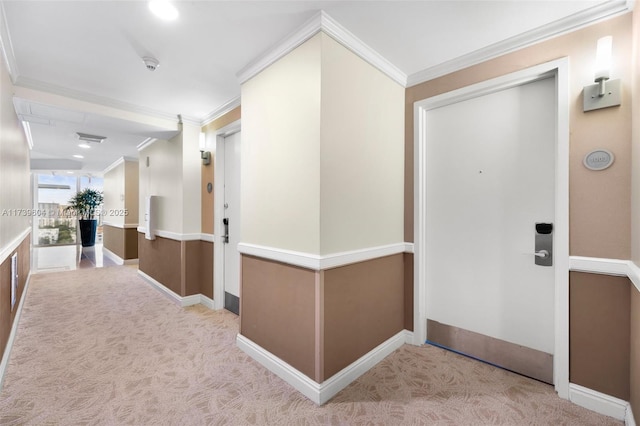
[[223, 131, 241, 314], [425, 77, 556, 380]]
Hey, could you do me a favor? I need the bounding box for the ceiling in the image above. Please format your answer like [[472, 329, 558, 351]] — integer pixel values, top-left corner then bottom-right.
[[0, 0, 630, 174]]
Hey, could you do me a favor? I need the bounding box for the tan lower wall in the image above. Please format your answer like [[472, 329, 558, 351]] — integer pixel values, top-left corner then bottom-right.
[[124, 228, 138, 260], [200, 241, 213, 299], [323, 254, 404, 380], [104, 226, 138, 260], [0, 234, 30, 361], [103, 226, 125, 259], [569, 272, 630, 400], [404, 253, 413, 331], [631, 284, 640, 417], [240, 255, 317, 380], [138, 233, 182, 295]]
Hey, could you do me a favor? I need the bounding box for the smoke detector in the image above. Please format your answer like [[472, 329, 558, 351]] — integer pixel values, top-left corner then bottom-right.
[[142, 56, 160, 71]]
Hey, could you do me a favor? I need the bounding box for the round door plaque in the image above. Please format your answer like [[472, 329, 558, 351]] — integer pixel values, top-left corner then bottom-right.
[[583, 149, 614, 171]]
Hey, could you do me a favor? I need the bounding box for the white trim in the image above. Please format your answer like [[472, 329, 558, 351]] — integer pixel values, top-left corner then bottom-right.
[[236, 11, 406, 87], [0, 1, 18, 83], [237, 330, 406, 405], [404, 242, 415, 254], [628, 404, 637, 426], [0, 228, 31, 266], [403, 329, 414, 344], [102, 247, 124, 266], [0, 272, 31, 392], [199, 294, 215, 310], [213, 119, 242, 310], [103, 222, 139, 229], [137, 270, 201, 307], [569, 256, 640, 294], [569, 383, 628, 421], [201, 96, 241, 127], [136, 227, 202, 242], [136, 137, 158, 152], [413, 58, 570, 398], [200, 233, 215, 243], [102, 156, 137, 175], [406, 0, 632, 87], [237, 242, 408, 271]]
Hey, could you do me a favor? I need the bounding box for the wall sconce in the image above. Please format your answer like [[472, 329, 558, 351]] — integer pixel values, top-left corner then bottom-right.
[[583, 36, 621, 112], [199, 132, 211, 165]]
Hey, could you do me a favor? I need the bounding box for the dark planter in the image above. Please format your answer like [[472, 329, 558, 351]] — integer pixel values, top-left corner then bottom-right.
[[79, 219, 97, 247]]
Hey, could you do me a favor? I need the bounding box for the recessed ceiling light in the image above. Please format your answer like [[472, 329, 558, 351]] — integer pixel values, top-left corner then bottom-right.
[[148, 0, 179, 21], [78, 143, 91, 149], [73, 154, 84, 159]]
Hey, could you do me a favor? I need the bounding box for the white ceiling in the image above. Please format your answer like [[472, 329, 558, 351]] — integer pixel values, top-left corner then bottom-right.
[[0, 0, 629, 174]]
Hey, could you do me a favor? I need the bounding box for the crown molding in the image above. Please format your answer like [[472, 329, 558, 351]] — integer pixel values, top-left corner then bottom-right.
[[0, 2, 18, 82], [406, 0, 633, 87], [102, 156, 137, 175], [136, 137, 157, 152], [201, 96, 241, 127], [237, 10, 407, 87]]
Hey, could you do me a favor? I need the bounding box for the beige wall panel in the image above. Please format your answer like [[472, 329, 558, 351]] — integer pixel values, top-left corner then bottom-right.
[[200, 241, 214, 299], [405, 14, 632, 259], [138, 136, 183, 234], [124, 160, 139, 226], [241, 34, 322, 254], [181, 124, 202, 235], [103, 225, 125, 259], [319, 34, 404, 254], [103, 163, 125, 227], [124, 228, 138, 260], [631, 285, 640, 418], [569, 272, 630, 400], [240, 255, 317, 380], [0, 236, 30, 361], [323, 254, 404, 380], [138, 233, 182, 295], [0, 52, 30, 249]]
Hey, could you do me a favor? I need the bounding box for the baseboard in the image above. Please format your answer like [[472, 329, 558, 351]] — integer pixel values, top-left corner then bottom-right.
[[137, 270, 216, 309], [102, 247, 124, 265], [403, 329, 414, 344], [0, 272, 31, 392], [569, 383, 628, 421], [199, 294, 215, 309], [237, 330, 406, 405], [137, 270, 200, 307], [627, 404, 637, 426]]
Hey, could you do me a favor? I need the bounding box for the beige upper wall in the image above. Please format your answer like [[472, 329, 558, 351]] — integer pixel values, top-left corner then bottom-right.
[[103, 162, 125, 227], [406, 13, 633, 259], [241, 33, 322, 254], [181, 123, 202, 235], [319, 34, 404, 254], [0, 53, 30, 250], [124, 160, 139, 226], [139, 135, 184, 234], [241, 32, 404, 255]]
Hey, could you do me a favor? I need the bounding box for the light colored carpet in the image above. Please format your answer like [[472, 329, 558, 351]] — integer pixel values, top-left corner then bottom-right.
[[0, 266, 622, 425]]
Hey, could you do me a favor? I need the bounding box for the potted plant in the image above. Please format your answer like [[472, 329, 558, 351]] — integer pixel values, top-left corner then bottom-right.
[[66, 188, 103, 247]]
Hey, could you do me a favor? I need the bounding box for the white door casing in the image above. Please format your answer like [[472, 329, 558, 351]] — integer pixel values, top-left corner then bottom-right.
[[214, 120, 242, 311], [413, 58, 569, 398]]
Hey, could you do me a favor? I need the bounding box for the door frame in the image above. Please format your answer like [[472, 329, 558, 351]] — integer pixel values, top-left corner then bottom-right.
[[213, 119, 241, 310], [413, 58, 569, 398]]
